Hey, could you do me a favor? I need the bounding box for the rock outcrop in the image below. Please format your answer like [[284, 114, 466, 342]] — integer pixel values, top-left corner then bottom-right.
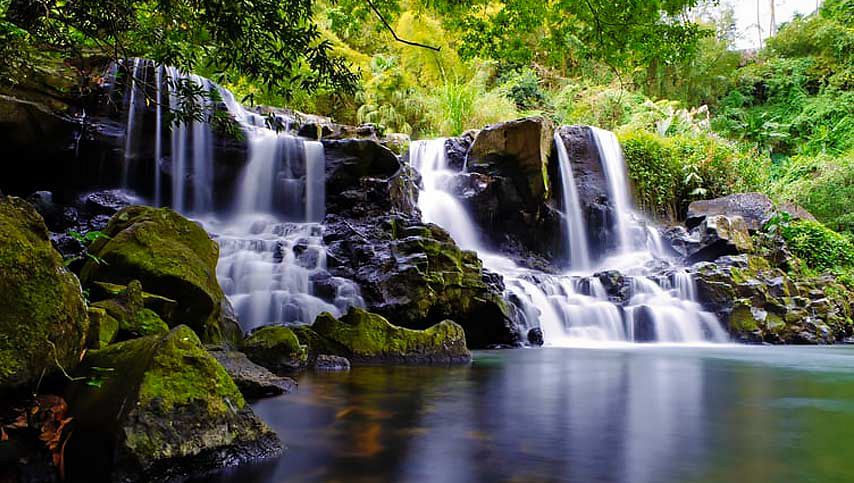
[[692, 256, 853, 343], [0, 196, 90, 389], [324, 215, 520, 348], [455, 117, 564, 266], [66, 326, 281, 481], [667, 215, 754, 263], [240, 326, 309, 373], [295, 308, 471, 364]]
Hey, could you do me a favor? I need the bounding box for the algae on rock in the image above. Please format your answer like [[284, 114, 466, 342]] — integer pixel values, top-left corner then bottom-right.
[[304, 308, 471, 364], [0, 195, 89, 389], [66, 326, 280, 481], [80, 206, 232, 343]]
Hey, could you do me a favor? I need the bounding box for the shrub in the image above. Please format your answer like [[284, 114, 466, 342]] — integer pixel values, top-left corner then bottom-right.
[[779, 220, 854, 271], [767, 151, 854, 234], [499, 68, 548, 110], [619, 129, 756, 221]]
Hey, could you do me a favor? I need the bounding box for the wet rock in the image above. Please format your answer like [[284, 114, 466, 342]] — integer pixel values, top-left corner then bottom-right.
[[80, 189, 140, 216], [240, 325, 309, 373], [80, 206, 231, 344], [527, 327, 544, 346], [210, 348, 296, 399], [0, 196, 90, 389], [631, 306, 657, 342], [454, 117, 564, 265], [323, 138, 419, 219], [307, 308, 471, 364], [65, 326, 281, 481], [324, 215, 522, 348], [669, 215, 753, 263], [691, 255, 853, 344], [314, 354, 351, 371]]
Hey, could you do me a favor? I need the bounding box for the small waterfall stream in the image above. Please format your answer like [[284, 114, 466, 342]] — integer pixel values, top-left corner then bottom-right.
[[554, 131, 591, 269], [409, 135, 727, 346], [115, 59, 363, 330]]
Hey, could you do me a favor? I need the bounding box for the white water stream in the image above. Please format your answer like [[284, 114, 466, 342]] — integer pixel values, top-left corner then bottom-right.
[[409, 136, 727, 346], [116, 59, 362, 330]]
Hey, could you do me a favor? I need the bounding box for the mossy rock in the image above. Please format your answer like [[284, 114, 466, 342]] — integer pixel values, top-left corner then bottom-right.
[[91, 281, 170, 341], [240, 326, 308, 373], [310, 308, 471, 364], [80, 206, 230, 344], [66, 326, 280, 481], [0, 196, 89, 389], [87, 306, 119, 348]]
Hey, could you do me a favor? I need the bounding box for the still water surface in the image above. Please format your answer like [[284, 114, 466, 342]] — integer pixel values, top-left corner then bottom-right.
[[210, 346, 854, 483]]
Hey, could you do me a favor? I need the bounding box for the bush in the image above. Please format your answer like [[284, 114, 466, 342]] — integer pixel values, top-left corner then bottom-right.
[[767, 151, 854, 234], [619, 129, 757, 220], [780, 220, 854, 271], [499, 68, 548, 110]]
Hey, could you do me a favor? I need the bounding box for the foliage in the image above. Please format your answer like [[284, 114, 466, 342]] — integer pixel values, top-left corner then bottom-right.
[[767, 151, 854, 234], [499, 68, 548, 111], [1, 0, 358, 97], [774, 219, 854, 272], [619, 129, 757, 220], [64, 229, 110, 267]]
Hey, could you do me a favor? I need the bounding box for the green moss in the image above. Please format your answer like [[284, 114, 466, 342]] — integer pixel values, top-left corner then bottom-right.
[[80, 206, 225, 343], [138, 326, 245, 415], [240, 326, 308, 372], [729, 302, 760, 332], [311, 308, 470, 362], [0, 196, 89, 388], [781, 220, 854, 271]]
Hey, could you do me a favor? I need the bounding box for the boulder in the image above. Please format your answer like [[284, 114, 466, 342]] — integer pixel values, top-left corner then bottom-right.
[[0, 196, 89, 389], [686, 193, 815, 231], [527, 327, 544, 346], [671, 215, 754, 263], [209, 348, 296, 399], [65, 326, 281, 481], [324, 215, 521, 348], [323, 139, 419, 219], [240, 326, 308, 373], [91, 280, 171, 341], [306, 308, 471, 364], [468, 116, 553, 201], [313, 354, 351, 371], [452, 117, 564, 265], [80, 206, 231, 343]]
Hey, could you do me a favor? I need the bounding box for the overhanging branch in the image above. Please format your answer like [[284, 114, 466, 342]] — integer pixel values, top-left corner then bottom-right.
[[365, 0, 441, 52]]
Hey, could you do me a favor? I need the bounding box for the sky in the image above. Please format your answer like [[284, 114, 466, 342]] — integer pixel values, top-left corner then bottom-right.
[[731, 0, 820, 49]]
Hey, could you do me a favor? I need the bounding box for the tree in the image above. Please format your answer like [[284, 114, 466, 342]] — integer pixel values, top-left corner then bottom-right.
[[0, 0, 358, 96]]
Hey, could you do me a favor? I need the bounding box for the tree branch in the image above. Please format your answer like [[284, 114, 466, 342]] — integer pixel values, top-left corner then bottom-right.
[[365, 0, 441, 52]]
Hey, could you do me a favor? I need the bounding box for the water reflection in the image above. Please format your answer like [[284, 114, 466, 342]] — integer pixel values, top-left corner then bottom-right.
[[205, 347, 854, 483]]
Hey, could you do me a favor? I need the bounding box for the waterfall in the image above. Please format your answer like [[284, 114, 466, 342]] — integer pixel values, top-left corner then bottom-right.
[[553, 131, 591, 270], [409, 132, 728, 346], [121, 58, 143, 187], [410, 139, 482, 250], [112, 58, 363, 329], [154, 65, 163, 207], [591, 127, 635, 253]]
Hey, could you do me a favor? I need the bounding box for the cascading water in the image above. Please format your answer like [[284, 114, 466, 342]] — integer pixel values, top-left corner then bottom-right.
[[591, 126, 635, 253], [114, 58, 363, 330], [409, 132, 727, 346], [554, 131, 591, 269]]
